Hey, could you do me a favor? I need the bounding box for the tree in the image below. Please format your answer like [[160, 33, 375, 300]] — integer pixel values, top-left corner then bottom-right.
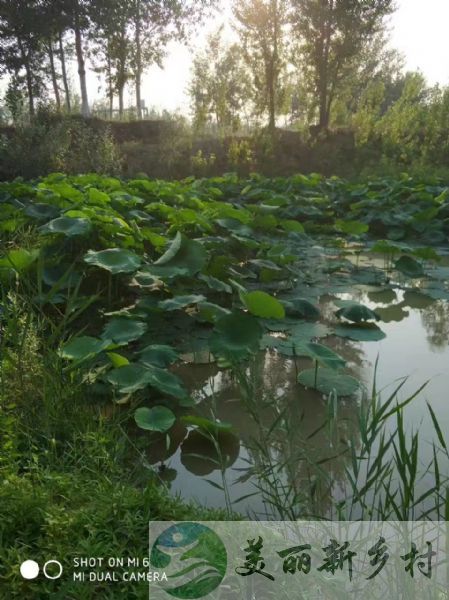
[[190, 27, 250, 133], [130, 0, 218, 120], [290, 0, 396, 131], [0, 0, 47, 117], [233, 0, 290, 132]]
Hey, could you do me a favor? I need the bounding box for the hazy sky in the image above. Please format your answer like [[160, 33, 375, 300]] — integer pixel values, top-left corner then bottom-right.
[[134, 0, 449, 115]]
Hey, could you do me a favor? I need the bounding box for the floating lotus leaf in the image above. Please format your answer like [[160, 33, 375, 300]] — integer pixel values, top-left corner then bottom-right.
[[158, 295, 206, 311], [181, 415, 233, 434], [335, 303, 380, 323], [84, 248, 141, 274], [242, 291, 285, 319], [144, 366, 187, 399], [290, 321, 333, 340], [60, 336, 109, 361], [40, 217, 91, 237], [334, 324, 386, 342], [298, 368, 360, 396], [150, 231, 207, 278], [303, 342, 346, 369], [106, 364, 152, 394], [134, 406, 176, 433], [210, 312, 263, 360], [138, 345, 179, 368], [284, 298, 320, 320], [102, 318, 147, 345], [394, 255, 424, 278]]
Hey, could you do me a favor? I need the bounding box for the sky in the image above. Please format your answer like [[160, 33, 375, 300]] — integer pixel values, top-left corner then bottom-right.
[[131, 0, 449, 115]]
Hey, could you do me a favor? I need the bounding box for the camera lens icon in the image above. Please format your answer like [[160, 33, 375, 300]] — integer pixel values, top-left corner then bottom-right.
[[20, 560, 39, 580], [20, 559, 63, 580]]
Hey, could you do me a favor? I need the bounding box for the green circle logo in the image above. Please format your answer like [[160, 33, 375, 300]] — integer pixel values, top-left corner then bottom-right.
[[150, 523, 227, 599]]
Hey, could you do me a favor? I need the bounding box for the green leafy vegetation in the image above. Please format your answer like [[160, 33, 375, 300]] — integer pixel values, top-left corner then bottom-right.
[[1, 170, 449, 596]]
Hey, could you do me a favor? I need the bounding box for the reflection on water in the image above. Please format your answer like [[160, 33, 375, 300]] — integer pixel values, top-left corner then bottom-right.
[[143, 253, 449, 519]]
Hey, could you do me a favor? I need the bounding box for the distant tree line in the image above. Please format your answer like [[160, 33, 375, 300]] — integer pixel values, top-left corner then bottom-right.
[[191, 0, 400, 134], [0, 0, 215, 121]]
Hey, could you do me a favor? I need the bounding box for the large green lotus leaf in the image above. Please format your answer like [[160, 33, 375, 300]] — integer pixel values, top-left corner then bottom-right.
[[145, 366, 187, 399], [197, 301, 231, 323], [216, 218, 254, 236], [370, 240, 403, 256], [40, 217, 91, 237], [181, 415, 233, 434], [0, 248, 39, 281], [60, 336, 110, 361], [242, 291, 285, 319], [107, 352, 130, 368], [210, 312, 263, 360], [335, 303, 380, 323], [284, 298, 320, 320], [280, 219, 305, 233], [303, 342, 346, 369], [102, 318, 147, 345], [261, 334, 307, 357], [290, 321, 333, 340], [335, 220, 369, 235], [198, 273, 232, 294], [106, 364, 151, 393], [151, 232, 207, 278], [41, 265, 83, 291], [88, 187, 110, 205], [134, 406, 176, 433], [158, 295, 206, 311], [412, 247, 441, 262], [334, 324, 386, 342], [394, 255, 424, 278], [24, 203, 60, 221], [138, 345, 179, 368], [298, 368, 360, 396], [84, 248, 141, 274]]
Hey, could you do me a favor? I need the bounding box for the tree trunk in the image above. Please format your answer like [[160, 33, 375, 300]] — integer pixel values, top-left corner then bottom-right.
[[118, 84, 124, 118], [107, 52, 114, 119], [58, 32, 71, 112], [135, 0, 142, 119], [268, 66, 276, 133], [318, 0, 333, 131], [74, 6, 90, 118], [17, 36, 34, 117], [48, 42, 61, 110]]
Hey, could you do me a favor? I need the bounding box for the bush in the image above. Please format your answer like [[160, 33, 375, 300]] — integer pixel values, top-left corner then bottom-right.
[[0, 110, 122, 180]]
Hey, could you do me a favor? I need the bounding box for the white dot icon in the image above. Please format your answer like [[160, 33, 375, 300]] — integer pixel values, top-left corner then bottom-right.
[[20, 560, 39, 580]]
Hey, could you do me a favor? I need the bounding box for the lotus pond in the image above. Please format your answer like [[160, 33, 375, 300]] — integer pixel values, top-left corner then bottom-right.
[[1, 172, 449, 520]]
